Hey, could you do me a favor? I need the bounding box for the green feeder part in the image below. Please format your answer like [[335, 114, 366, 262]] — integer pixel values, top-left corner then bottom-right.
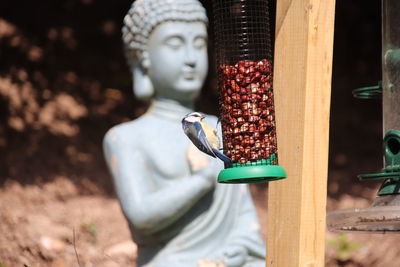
[[212, 0, 286, 183], [328, 131, 400, 232], [358, 130, 400, 196], [327, 0, 400, 232], [352, 81, 382, 99]]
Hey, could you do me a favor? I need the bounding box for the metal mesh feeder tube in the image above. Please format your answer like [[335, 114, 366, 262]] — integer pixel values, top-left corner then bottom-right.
[[213, 0, 286, 183]]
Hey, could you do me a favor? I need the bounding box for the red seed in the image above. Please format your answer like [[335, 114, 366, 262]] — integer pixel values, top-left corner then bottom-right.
[[257, 88, 264, 94], [248, 115, 259, 122], [241, 102, 251, 110], [249, 137, 255, 145], [250, 83, 259, 93], [239, 158, 247, 164], [263, 109, 272, 117], [236, 61, 246, 67], [251, 72, 261, 82], [258, 118, 267, 125], [237, 117, 244, 123], [232, 102, 241, 109], [236, 73, 244, 83], [240, 123, 249, 132], [231, 93, 240, 101], [234, 135, 243, 141], [262, 94, 269, 101], [259, 101, 267, 109], [232, 109, 243, 117], [244, 76, 252, 84]]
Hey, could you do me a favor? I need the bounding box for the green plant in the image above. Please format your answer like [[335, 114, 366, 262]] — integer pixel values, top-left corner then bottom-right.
[[327, 233, 362, 261], [82, 222, 98, 244], [0, 263, 8, 267]]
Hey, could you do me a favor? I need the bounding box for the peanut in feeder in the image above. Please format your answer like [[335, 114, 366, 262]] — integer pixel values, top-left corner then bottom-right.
[[213, 0, 286, 183]]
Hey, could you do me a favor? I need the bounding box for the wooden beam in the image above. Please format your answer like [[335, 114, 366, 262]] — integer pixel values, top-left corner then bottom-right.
[[267, 0, 335, 266]]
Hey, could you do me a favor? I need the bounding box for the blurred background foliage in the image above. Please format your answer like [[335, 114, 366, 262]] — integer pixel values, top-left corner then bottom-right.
[[0, 0, 383, 197]]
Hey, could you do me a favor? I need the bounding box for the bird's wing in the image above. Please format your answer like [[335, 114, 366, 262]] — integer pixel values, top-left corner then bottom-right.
[[192, 121, 217, 158], [201, 121, 221, 150]]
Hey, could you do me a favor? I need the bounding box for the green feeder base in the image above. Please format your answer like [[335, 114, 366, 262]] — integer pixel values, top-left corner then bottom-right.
[[358, 130, 400, 195], [218, 156, 286, 184]]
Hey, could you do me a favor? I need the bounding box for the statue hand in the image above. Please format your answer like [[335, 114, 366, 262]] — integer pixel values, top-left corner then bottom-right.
[[186, 143, 211, 172], [193, 157, 220, 188], [187, 143, 220, 187], [222, 245, 247, 267]]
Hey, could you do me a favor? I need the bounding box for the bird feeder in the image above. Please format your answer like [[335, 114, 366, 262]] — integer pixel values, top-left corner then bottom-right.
[[213, 0, 286, 183], [328, 0, 400, 232]]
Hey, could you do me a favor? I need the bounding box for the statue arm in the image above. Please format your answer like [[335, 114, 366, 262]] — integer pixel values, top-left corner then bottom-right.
[[222, 185, 266, 265], [103, 128, 216, 235]]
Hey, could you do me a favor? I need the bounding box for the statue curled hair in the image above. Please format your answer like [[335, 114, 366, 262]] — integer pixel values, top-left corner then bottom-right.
[[122, 0, 208, 65]]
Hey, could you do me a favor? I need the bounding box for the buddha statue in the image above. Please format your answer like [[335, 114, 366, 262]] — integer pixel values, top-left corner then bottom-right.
[[103, 0, 266, 266]]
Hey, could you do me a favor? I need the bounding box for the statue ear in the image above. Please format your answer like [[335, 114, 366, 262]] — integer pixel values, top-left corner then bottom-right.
[[140, 51, 151, 70], [132, 51, 154, 101]]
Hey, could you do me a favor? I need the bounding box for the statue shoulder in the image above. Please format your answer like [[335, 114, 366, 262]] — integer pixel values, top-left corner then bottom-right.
[[103, 119, 146, 148]]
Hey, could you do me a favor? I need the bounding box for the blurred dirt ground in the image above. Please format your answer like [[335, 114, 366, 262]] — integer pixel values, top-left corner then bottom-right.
[[1, 0, 400, 266], [0, 177, 136, 267], [2, 176, 400, 267]]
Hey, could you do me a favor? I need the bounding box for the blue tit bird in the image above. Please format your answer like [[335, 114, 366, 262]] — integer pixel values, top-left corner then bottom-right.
[[182, 112, 232, 164]]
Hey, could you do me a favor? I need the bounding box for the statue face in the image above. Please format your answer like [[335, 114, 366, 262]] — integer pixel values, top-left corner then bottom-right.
[[146, 21, 208, 102]]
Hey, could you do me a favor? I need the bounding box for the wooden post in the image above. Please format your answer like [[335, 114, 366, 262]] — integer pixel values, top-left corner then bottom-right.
[[267, 0, 335, 266]]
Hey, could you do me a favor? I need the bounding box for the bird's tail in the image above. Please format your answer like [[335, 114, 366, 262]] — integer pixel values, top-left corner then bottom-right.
[[212, 148, 232, 165]]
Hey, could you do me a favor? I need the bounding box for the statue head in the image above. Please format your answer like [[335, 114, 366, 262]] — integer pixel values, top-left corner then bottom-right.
[[122, 0, 209, 103]]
